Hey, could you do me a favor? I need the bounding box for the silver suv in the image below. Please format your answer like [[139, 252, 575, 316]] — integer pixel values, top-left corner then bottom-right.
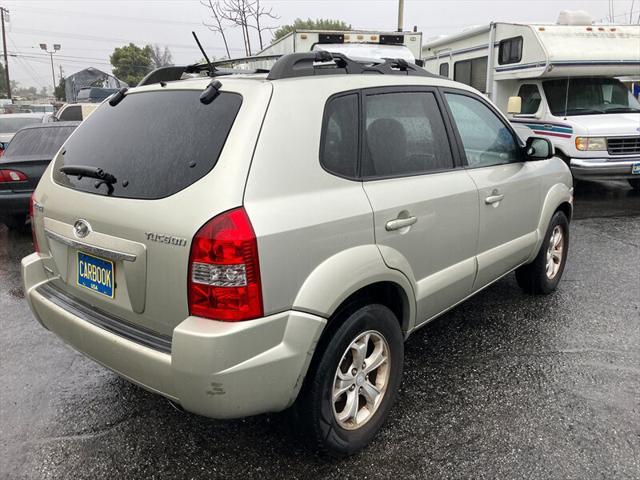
[[22, 53, 572, 456]]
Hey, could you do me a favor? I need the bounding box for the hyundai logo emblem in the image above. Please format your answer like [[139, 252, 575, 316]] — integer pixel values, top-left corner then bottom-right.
[[73, 219, 91, 239]]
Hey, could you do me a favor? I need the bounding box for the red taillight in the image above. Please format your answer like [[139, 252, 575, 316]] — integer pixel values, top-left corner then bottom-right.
[[29, 192, 40, 253], [188, 207, 263, 321], [0, 169, 28, 182]]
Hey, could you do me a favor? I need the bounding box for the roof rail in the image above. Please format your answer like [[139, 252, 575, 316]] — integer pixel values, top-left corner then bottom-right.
[[267, 51, 435, 80], [137, 55, 282, 87]]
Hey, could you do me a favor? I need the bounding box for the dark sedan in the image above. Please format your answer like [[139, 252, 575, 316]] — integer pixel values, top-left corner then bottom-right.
[[0, 121, 79, 229]]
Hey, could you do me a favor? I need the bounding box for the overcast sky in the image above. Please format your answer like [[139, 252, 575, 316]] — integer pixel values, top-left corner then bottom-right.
[[3, 0, 638, 92]]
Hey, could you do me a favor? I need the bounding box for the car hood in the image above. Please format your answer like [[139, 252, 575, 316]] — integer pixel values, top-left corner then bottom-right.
[[566, 113, 640, 136]]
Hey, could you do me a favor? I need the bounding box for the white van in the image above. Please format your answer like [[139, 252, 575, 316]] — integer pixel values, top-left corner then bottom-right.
[[422, 11, 640, 190]]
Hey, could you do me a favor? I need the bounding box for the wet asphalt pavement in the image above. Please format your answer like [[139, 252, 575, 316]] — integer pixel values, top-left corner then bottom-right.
[[1, 180, 639, 480]]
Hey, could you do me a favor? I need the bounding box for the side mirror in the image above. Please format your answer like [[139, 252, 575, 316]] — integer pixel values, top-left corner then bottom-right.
[[507, 96, 522, 114], [525, 137, 554, 160]]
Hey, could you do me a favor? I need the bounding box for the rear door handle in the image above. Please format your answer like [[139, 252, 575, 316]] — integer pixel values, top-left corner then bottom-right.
[[385, 216, 417, 231], [485, 193, 505, 205]]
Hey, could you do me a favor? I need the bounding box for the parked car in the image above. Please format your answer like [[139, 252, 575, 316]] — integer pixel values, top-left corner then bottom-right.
[[0, 113, 51, 155], [54, 103, 99, 122], [22, 53, 572, 456], [0, 121, 79, 229], [76, 87, 119, 103]]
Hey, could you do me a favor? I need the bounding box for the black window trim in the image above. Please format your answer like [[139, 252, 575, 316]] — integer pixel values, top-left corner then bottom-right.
[[439, 86, 526, 169], [498, 36, 523, 65]]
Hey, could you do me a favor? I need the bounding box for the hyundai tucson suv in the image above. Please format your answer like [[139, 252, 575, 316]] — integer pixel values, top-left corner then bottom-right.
[[22, 53, 573, 456]]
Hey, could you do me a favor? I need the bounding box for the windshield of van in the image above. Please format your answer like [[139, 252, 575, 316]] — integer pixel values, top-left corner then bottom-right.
[[542, 77, 640, 116], [0, 116, 44, 133], [54, 90, 242, 199]]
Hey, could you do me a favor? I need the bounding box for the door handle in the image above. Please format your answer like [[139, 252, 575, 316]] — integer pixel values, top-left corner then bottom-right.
[[485, 193, 505, 205], [385, 216, 418, 231]]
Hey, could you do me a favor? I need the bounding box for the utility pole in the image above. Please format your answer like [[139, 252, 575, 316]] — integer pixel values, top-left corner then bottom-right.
[[397, 0, 404, 32], [1, 7, 10, 99], [40, 43, 60, 94]]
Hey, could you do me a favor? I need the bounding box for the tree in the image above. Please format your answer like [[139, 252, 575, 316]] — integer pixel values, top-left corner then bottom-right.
[[149, 44, 173, 68], [109, 43, 153, 86], [272, 18, 352, 41], [54, 76, 66, 101], [201, 0, 278, 57]]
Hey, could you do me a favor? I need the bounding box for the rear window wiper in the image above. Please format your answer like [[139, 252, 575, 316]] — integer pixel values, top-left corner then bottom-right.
[[59, 165, 118, 195]]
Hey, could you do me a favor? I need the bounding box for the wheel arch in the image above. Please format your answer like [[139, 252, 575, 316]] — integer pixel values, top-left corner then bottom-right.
[[292, 245, 416, 335], [528, 183, 572, 262]]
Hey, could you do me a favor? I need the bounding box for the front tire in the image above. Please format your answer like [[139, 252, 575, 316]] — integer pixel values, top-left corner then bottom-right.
[[296, 304, 404, 457], [516, 210, 569, 294]]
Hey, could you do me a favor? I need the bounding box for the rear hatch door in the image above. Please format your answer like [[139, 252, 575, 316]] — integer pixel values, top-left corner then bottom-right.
[[35, 81, 272, 337]]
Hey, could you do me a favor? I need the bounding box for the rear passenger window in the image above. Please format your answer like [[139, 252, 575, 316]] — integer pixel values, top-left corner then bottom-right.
[[320, 94, 359, 178], [362, 92, 453, 178]]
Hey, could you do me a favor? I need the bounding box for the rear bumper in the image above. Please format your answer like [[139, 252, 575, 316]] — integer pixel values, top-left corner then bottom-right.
[[22, 253, 326, 419], [0, 190, 31, 217], [570, 157, 640, 180]]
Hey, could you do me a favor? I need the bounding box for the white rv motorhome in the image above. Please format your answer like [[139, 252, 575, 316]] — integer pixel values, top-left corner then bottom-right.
[[422, 11, 640, 189], [258, 30, 423, 64]]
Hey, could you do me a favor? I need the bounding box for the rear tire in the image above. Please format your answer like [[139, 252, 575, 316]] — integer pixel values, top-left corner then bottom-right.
[[516, 211, 569, 294], [628, 179, 640, 192], [295, 304, 404, 457]]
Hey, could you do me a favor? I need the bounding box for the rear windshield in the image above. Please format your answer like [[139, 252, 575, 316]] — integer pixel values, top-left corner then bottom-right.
[[0, 116, 43, 133], [54, 90, 242, 199], [4, 126, 77, 160]]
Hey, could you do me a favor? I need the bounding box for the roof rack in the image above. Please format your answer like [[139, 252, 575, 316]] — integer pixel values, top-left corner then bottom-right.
[[137, 52, 433, 87], [267, 51, 435, 80], [137, 55, 281, 87]]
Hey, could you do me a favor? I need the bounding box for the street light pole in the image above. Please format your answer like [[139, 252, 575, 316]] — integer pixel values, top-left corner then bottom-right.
[[1, 7, 10, 99], [40, 43, 60, 95], [397, 0, 404, 32]]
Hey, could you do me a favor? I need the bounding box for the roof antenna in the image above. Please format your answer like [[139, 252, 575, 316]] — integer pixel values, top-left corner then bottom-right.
[[192, 31, 215, 76]]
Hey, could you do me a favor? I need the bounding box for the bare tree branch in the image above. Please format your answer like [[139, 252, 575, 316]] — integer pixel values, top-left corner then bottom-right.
[[201, 0, 231, 58]]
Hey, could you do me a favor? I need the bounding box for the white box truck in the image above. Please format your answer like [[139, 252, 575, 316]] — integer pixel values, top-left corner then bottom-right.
[[258, 29, 423, 64], [422, 11, 640, 189]]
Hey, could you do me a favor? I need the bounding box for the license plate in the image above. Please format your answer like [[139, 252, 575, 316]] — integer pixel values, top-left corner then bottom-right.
[[632, 162, 640, 175], [77, 251, 114, 298]]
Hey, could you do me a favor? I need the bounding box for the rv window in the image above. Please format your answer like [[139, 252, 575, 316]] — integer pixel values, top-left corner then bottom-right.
[[454, 57, 488, 93], [439, 63, 449, 78], [517, 84, 541, 114], [498, 36, 523, 65], [320, 93, 359, 178]]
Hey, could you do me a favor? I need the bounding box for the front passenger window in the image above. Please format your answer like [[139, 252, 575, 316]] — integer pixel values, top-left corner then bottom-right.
[[445, 93, 521, 168]]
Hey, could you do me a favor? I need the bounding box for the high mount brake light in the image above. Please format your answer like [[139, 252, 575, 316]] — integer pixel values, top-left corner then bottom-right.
[[188, 207, 263, 322]]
